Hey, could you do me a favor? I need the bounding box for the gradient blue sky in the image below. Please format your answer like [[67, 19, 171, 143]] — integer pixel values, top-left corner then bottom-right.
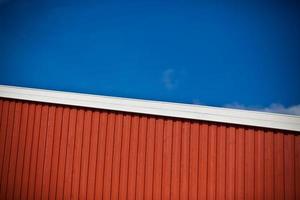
[[1, 0, 300, 114]]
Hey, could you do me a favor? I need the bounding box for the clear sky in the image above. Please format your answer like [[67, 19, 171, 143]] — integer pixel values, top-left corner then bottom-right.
[[1, 0, 300, 114]]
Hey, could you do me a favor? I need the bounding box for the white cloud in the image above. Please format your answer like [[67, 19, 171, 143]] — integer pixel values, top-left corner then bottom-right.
[[224, 102, 300, 116], [224, 102, 252, 110], [262, 103, 300, 115], [162, 68, 177, 90]]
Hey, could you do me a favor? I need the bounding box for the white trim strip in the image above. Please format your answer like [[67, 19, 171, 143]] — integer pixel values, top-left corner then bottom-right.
[[0, 85, 299, 132]]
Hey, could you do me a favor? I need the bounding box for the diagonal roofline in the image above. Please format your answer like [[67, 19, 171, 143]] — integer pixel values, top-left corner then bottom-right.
[[0, 85, 299, 132]]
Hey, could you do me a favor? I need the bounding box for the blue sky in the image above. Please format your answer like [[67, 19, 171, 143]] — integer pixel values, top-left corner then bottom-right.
[[1, 0, 300, 114]]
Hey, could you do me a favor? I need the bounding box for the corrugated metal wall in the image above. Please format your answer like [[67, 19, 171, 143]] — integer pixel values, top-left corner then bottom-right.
[[0, 98, 299, 200]]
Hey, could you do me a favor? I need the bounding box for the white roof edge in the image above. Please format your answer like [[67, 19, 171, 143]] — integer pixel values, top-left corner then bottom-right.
[[0, 84, 299, 132]]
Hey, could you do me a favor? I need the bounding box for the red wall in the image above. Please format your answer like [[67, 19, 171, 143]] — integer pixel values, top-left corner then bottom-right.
[[0, 98, 299, 200]]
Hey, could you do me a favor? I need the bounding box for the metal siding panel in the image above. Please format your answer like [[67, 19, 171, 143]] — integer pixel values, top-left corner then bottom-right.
[[226, 126, 236, 200], [284, 134, 295, 200], [152, 118, 164, 200], [94, 111, 108, 199], [180, 121, 190, 200], [216, 125, 226, 200], [86, 111, 100, 199], [255, 130, 265, 200], [295, 134, 300, 200], [48, 107, 63, 200], [274, 131, 285, 200], [70, 108, 84, 199], [41, 105, 56, 199], [34, 105, 49, 200], [78, 110, 92, 200], [0, 101, 15, 199], [56, 107, 70, 200], [110, 113, 123, 200], [245, 128, 255, 200], [170, 120, 181, 200], [63, 108, 77, 199], [235, 127, 245, 200], [207, 124, 217, 200], [188, 122, 199, 200], [0, 100, 10, 179], [161, 119, 173, 200], [0, 98, 299, 200], [144, 116, 156, 200], [0, 100, 3, 130], [127, 115, 139, 200], [27, 103, 42, 200], [12, 102, 29, 200], [20, 103, 36, 199], [102, 112, 116, 200], [198, 123, 208, 200], [6, 102, 22, 199], [264, 131, 275, 200], [135, 116, 148, 200], [118, 114, 132, 200]]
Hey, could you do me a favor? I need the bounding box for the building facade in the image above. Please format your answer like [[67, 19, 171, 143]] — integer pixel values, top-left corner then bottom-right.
[[0, 85, 300, 200]]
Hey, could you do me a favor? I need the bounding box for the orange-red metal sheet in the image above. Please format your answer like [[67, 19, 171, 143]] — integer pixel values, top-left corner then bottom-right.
[[0, 98, 300, 199]]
